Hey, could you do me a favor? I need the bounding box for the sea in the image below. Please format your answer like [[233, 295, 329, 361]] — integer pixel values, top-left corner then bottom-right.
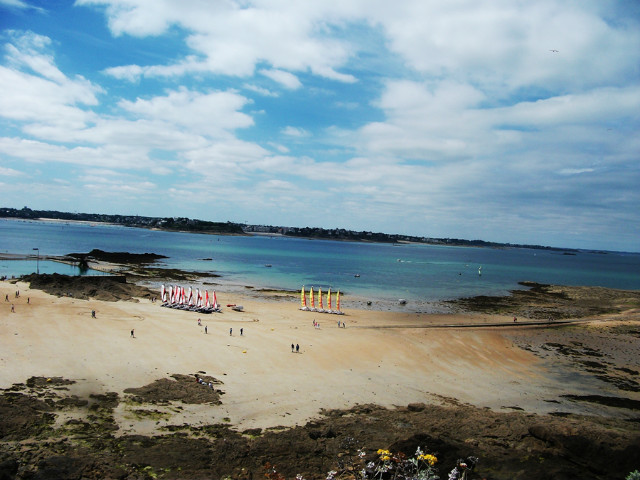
[[1, 218, 639, 311]]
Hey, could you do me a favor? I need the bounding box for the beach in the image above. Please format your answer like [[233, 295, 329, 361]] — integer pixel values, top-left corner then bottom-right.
[[1, 276, 639, 479]]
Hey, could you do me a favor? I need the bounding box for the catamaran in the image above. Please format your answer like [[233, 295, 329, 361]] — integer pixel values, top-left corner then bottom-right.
[[300, 285, 309, 311], [159, 284, 221, 313]]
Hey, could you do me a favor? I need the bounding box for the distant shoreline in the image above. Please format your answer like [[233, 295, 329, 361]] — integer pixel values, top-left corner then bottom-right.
[[5, 206, 628, 253]]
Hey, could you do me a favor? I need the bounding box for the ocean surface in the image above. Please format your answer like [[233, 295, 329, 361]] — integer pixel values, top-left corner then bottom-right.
[[1, 218, 639, 311]]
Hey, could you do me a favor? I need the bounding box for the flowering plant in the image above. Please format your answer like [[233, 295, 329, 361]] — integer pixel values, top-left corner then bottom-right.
[[333, 444, 440, 480], [264, 441, 478, 480], [446, 456, 479, 480]]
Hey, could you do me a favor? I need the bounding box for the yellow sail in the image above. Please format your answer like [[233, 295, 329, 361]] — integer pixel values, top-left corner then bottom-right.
[[327, 287, 332, 310], [301, 285, 306, 307]]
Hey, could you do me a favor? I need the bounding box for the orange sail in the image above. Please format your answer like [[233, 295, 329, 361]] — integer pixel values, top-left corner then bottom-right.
[[318, 287, 323, 309], [301, 285, 306, 308], [327, 288, 332, 310], [310, 287, 315, 308]]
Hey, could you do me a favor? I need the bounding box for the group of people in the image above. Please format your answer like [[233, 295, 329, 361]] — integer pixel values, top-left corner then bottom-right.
[[197, 318, 243, 337], [291, 343, 300, 353], [195, 375, 216, 389], [6, 289, 28, 313]]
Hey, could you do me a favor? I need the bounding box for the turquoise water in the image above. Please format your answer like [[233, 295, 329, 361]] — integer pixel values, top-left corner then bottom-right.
[[1, 219, 639, 305]]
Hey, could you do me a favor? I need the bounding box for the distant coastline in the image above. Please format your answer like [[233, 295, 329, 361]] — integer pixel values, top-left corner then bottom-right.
[[1, 206, 601, 254]]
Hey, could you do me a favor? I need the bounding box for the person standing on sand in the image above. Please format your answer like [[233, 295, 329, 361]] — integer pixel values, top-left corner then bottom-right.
[[229, 327, 232, 336], [205, 325, 208, 334], [130, 329, 135, 338], [198, 318, 201, 326], [11, 304, 15, 313], [296, 344, 299, 353], [291, 343, 294, 352], [240, 328, 243, 336]]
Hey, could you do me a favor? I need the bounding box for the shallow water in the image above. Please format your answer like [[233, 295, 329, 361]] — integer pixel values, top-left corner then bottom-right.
[[1, 218, 639, 306]]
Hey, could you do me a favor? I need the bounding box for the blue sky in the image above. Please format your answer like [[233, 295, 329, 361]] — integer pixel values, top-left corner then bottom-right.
[[0, 0, 639, 252]]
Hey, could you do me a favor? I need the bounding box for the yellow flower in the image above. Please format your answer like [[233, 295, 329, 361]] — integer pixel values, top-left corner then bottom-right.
[[381, 455, 391, 461], [418, 454, 437, 466]]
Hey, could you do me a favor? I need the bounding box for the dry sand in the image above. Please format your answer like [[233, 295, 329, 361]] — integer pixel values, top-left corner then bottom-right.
[[1, 279, 638, 436]]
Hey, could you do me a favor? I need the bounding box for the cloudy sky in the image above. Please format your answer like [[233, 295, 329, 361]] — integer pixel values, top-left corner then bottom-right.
[[1, 0, 639, 251]]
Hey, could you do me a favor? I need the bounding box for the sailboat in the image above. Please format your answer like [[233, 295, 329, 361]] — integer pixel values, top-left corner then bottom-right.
[[335, 290, 344, 315], [318, 287, 325, 313], [300, 285, 309, 311], [478, 266, 482, 276], [326, 287, 333, 314], [309, 287, 316, 312]]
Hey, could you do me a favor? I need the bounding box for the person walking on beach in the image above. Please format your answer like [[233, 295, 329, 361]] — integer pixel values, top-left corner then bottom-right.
[[11, 304, 15, 313], [229, 327, 232, 336], [291, 343, 295, 352], [130, 329, 135, 338], [198, 318, 201, 326], [296, 344, 299, 353], [240, 328, 243, 336], [204, 325, 208, 334]]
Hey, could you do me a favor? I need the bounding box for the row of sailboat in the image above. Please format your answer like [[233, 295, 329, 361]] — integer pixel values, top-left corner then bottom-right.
[[300, 286, 344, 315], [160, 284, 221, 313]]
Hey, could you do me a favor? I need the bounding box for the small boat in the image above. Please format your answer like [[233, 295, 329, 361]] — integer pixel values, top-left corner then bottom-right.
[[232, 305, 244, 312], [354, 274, 360, 278], [265, 264, 272, 267]]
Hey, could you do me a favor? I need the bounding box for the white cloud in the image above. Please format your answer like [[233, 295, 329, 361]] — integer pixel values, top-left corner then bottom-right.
[[259, 68, 302, 89], [0, 31, 102, 133], [77, 0, 358, 82], [0, 0, 44, 11], [243, 83, 278, 97], [0, 165, 24, 176], [118, 87, 254, 137], [558, 168, 595, 176], [281, 126, 309, 137]]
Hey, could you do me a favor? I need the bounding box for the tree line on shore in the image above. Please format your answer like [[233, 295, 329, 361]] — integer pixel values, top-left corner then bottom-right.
[[1, 206, 577, 252]]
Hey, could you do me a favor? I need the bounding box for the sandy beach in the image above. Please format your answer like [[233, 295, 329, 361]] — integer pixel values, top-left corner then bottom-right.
[[1, 276, 639, 479], [2, 278, 639, 430]]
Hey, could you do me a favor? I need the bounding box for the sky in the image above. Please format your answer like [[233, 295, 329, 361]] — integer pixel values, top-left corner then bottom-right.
[[0, 1, 639, 252]]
